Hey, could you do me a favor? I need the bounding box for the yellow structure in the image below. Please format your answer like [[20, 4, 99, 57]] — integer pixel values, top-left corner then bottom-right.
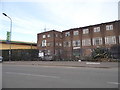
[[0, 40, 37, 50]]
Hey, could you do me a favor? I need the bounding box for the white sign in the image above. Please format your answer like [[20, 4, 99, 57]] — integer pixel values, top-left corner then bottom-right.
[[38, 52, 44, 57], [73, 47, 80, 49]]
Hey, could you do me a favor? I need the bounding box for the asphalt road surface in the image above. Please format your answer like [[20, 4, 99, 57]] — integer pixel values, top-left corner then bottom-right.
[[0, 63, 2, 90], [2, 64, 118, 88]]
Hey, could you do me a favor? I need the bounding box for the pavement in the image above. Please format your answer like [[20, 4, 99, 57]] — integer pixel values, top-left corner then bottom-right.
[[2, 61, 118, 68], [2, 64, 118, 88]]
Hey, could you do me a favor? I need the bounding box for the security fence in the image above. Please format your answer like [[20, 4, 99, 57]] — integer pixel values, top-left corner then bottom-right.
[[110, 45, 120, 59], [1, 49, 39, 61]]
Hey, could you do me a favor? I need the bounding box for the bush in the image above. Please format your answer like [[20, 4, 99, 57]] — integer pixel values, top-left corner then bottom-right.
[[91, 47, 111, 60]]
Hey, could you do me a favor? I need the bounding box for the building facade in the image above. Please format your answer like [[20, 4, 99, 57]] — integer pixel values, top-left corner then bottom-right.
[[37, 20, 120, 60], [37, 30, 63, 60]]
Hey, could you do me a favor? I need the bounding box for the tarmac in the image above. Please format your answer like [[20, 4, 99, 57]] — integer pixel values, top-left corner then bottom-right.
[[2, 61, 119, 68]]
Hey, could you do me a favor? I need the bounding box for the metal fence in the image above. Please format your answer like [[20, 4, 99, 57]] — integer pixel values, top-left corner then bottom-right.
[[1, 49, 39, 61]]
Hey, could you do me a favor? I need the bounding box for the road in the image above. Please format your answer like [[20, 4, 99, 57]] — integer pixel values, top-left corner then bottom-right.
[[2, 64, 118, 88], [0, 63, 2, 90]]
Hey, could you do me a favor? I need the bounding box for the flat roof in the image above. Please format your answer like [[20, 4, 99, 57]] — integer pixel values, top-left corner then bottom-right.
[[63, 20, 119, 32], [0, 40, 37, 46], [37, 30, 62, 35]]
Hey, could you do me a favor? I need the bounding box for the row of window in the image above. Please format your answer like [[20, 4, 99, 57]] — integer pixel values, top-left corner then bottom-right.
[[42, 25, 113, 39], [65, 24, 113, 36], [64, 36, 119, 47], [42, 34, 62, 38], [39, 49, 62, 56], [40, 35, 120, 47], [41, 40, 62, 47]]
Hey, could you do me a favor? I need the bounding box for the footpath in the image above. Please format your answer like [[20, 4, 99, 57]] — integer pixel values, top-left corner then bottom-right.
[[2, 61, 119, 68]]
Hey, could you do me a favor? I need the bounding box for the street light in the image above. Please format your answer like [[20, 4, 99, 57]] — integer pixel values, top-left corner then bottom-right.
[[2, 13, 12, 61]]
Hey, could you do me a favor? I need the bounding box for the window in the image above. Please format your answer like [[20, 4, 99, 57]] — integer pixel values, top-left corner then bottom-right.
[[105, 36, 116, 44], [65, 32, 70, 36], [59, 43, 62, 46], [42, 35, 46, 38], [93, 37, 102, 45], [47, 34, 51, 37], [106, 25, 113, 30], [56, 43, 59, 46], [64, 41, 71, 47], [83, 29, 89, 34], [73, 40, 80, 47], [42, 40, 46, 47], [55, 34, 58, 37], [94, 27, 100, 32], [47, 50, 51, 55], [73, 31, 79, 35], [47, 43, 51, 46], [82, 39, 91, 46], [60, 35, 62, 38], [119, 35, 120, 43]]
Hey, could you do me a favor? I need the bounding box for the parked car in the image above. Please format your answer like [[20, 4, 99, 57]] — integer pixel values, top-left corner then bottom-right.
[[0, 56, 3, 62]]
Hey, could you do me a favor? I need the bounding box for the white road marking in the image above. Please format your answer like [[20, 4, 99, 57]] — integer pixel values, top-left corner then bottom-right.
[[107, 82, 120, 85], [5, 72, 60, 79], [86, 62, 100, 65]]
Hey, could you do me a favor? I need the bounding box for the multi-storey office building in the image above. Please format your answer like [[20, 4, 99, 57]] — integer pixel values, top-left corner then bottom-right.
[[37, 20, 120, 60]]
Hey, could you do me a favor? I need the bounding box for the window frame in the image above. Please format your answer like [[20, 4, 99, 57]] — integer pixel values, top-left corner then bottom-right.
[[106, 25, 113, 30], [73, 31, 79, 36], [105, 36, 116, 45], [83, 29, 89, 34], [92, 37, 102, 45], [93, 27, 100, 32], [42, 40, 47, 47], [42, 35, 46, 38], [82, 39, 91, 46], [65, 32, 70, 37]]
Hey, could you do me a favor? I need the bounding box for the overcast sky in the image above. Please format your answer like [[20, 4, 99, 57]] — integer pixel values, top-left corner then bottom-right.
[[0, 0, 119, 43]]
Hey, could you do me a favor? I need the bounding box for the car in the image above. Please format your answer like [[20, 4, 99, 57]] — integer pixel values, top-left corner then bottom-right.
[[0, 56, 3, 62]]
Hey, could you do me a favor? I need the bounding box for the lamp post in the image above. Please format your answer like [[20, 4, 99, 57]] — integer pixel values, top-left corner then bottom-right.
[[2, 13, 12, 61]]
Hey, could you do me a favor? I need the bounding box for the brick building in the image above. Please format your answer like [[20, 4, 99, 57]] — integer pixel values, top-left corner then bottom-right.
[[37, 20, 120, 60], [37, 30, 63, 60]]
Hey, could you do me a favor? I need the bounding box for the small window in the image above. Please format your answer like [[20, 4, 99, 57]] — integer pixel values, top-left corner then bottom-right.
[[83, 29, 89, 34], [105, 36, 116, 44], [64, 41, 71, 47], [119, 35, 120, 44], [73, 40, 80, 47], [47, 43, 51, 46], [42, 35, 46, 38], [42, 40, 46, 47], [59, 43, 62, 46], [47, 50, 51, 55], [92, 37, 102, 45], [65, 32, 70, 37], [82, 39, 91, 46], [47, 34, 51, 37], [73, 31, 79, 36], [106, 25, 113, 30], [60, 35, 62, 38], [94, 27, 100, 32], [56, 43, 59, 46], [55, 34, 58, 37]]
